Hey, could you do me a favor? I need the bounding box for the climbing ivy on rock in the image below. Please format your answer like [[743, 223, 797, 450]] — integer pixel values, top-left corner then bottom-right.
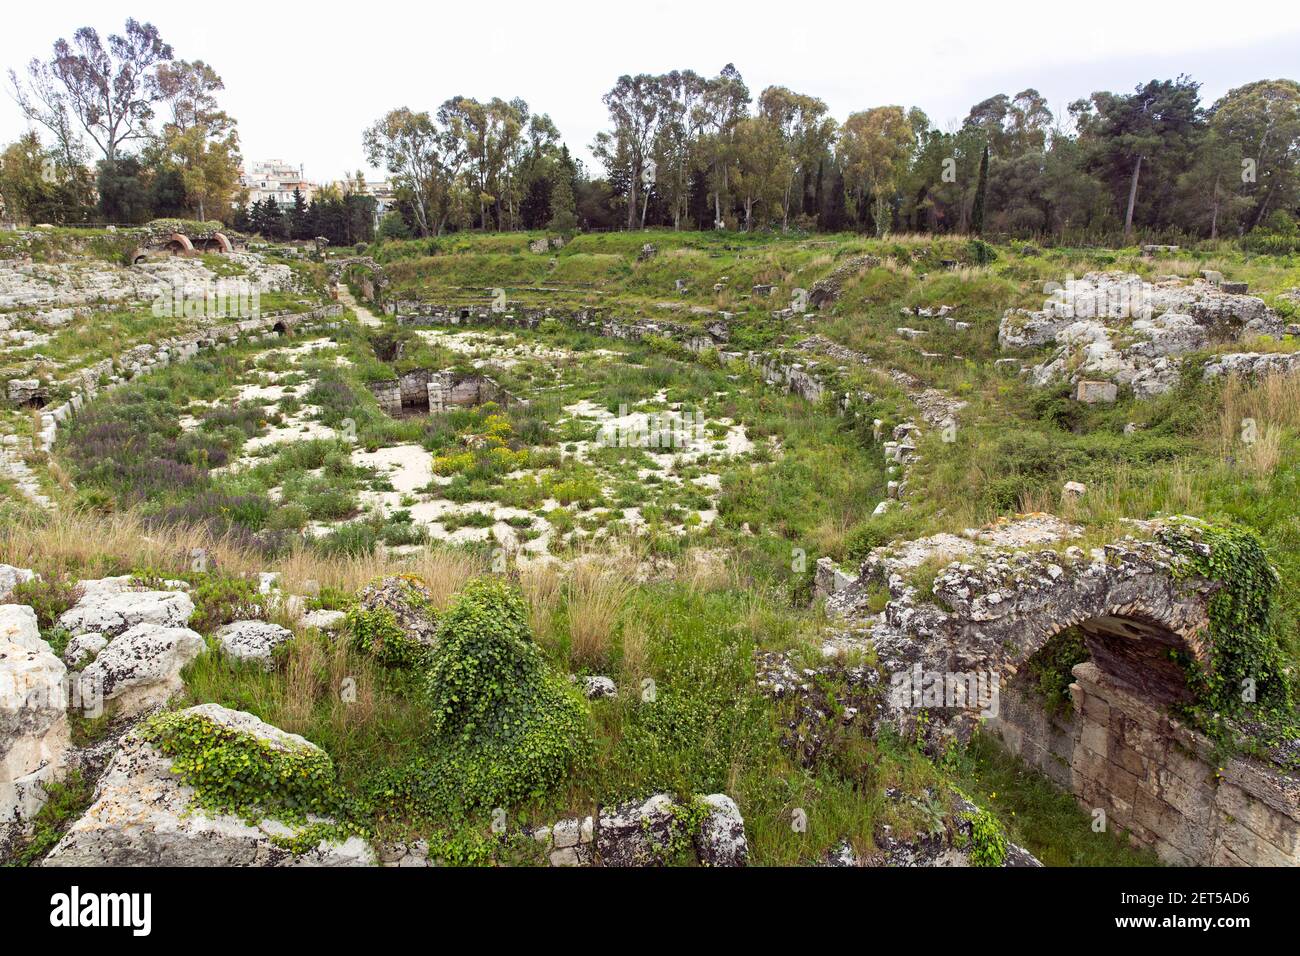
[[364, 577, 591, 822], [346, 574, 436, 668], [140, 711, 359, 834], [1160, 519, 1297, 760]]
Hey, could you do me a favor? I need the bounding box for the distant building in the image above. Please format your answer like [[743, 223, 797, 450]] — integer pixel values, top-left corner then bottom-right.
[[329, 178, 397, 225], [240, 160, 318, 207]]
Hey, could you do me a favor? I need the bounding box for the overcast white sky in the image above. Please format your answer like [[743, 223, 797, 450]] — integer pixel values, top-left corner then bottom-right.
[[3, 0, 1298, 183]]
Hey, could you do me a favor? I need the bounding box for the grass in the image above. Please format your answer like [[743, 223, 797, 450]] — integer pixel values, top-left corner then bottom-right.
[[11, 227, 1294, 867], [951, 732, 1161, 867]]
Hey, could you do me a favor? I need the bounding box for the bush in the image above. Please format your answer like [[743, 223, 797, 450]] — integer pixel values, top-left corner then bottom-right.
[[365, 578, 590, 820], [8, 575, 82, 630], [189, 576, 266, 634]]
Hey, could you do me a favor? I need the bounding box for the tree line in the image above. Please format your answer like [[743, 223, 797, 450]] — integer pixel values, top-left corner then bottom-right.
[[369, 66, 1300, 243], [2, 21, 1297, 245], [2, 19, 245, 227]]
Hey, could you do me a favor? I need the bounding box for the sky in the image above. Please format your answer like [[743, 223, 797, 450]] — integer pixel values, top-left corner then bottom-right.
[[2, 0, 1298, 183]]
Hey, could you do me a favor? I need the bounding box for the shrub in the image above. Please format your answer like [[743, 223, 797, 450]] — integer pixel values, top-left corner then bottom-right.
[[189, 576, 266, 634], [365, 578, 589, 820], [8, 575, 82, 630]]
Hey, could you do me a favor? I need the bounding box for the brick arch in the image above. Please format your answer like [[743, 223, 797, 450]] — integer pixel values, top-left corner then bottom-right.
[[166, 232, 194, 255], [200, 232, 233, 254]]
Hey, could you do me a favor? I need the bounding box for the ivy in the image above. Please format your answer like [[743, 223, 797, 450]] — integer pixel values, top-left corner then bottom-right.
[[346, 575, 436, 669], [363, 577, 591, 822], [140, 711, 362, 839], [347, 604, 429, 668], [962, 805, 1008, 867], [1160, 519, 1298, 764]]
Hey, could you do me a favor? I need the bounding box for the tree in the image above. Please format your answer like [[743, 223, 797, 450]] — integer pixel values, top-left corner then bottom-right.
[[1174, 130, 1251, 238], [287, 188, 310, 239], [96, 154, 152, 223], [733, 116, 788, 230], [376, 210, 412, 241], [651, 70, 708, 230], [250, 197, 286, 239], [1006, 89, 1053, 155], [760, 86, 835, 231], [153, 59, 241, 221], [594, 75, 663, 229], [698, 64, 750, 228], [971, 143, 990, 235], [0, 133, 94, 224], [839, 106, 914, 235], [1210, 79, 1300, 231], [13, 19, 173, 167], [1076, 77, 1203, 238], [364, 107, 463, 236]]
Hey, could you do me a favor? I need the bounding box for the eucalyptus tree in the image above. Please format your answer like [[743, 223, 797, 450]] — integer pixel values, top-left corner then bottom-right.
[[363, 107, 465, 236], [594, 74, 664, 229], [11, 19, 173, 168]]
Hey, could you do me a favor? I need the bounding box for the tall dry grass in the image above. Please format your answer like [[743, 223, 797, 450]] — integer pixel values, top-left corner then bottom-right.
[[564, 556, 634, 669], [1213, 371, 1300, 477], [0, 508, 484, 601]]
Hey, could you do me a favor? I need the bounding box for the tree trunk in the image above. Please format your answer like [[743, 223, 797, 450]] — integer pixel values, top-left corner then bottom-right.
[[1210, 172, 1220, 240], [626, 160, 638, 231], [1123, 155, 1142, 239]]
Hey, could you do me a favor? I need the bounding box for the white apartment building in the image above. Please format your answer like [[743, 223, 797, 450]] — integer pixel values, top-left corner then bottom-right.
[[240, 160, 318, 207]]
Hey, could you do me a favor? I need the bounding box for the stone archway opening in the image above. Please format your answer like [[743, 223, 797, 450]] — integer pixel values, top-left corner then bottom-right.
[[1015, 610, 1196, 718], [272, 321, 288, 337], [200, 233, 233, 254], [1072, 613, 1195, 707], [165, 232, 194, 256]]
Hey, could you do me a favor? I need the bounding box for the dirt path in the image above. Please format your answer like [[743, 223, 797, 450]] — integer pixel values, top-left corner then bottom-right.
[[337, 284, 383, 328]]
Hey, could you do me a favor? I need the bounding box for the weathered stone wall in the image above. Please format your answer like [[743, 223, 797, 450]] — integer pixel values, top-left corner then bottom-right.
[[398, 369, 431, 406], [1, 305, 345, 508], [991, 662, 1300, 866], [367, 381, 401, 415]]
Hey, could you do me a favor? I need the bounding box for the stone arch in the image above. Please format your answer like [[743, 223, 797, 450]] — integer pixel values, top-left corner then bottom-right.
[[165, 232, 194, 256], [870, 535, 1220, 721], [1013, 605, 1205, 707], [200, 232, 233, 254], [329, 257, 388, 307], [949, 552, 1215, 707], [272, 320, 288, 336]]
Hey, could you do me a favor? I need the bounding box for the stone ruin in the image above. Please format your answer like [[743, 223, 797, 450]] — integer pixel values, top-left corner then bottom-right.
[[367, 369, 522, 417], [128, 224, 243, 264], [999, 271, 1284, 397], [819, 515, 1300, 866]]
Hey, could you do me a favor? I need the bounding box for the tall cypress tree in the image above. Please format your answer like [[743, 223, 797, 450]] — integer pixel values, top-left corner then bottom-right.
[[971, 143, 990, 236]]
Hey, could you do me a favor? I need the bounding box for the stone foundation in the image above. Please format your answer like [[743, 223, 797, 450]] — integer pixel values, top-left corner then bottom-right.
[[368, 368, 523, 416], [991, 661, 1300, 866]]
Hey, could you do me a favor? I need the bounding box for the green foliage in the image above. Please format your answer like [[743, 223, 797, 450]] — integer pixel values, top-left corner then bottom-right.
[[1025, 627, 1091, 717], [960, 801, 1008, 867], [140, 711, 358, 832], [2, 770, 94, 867], [189, 576, 266, 634], [347, 602, 430, 669], [8, 575, 81, 630], [1161, 519, 1297, 758], [365, 578, 589, 821]]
